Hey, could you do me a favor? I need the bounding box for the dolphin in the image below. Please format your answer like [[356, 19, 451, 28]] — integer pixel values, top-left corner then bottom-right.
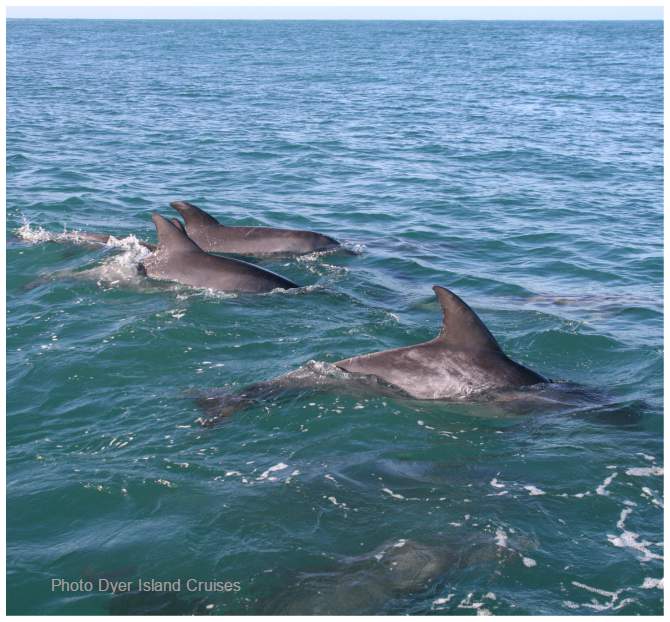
[[268, 535, 537, 614], [195, 286, 548, 424], [53, 231, 117, 246], [17, 218, 186, 252], [334, 286, 547, 399], [272, 540, 448, 615], [139, 213, 300, 294], [170, 200, 341, 256]]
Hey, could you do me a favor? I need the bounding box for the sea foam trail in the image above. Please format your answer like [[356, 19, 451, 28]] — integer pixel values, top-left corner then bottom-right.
[[17, 221, 154, 288], [15, 221, 113, 246], [76, 236, 153, 287]]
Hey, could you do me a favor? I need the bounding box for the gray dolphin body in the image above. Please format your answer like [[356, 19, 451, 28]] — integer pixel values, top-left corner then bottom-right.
[[140, 213, 299, 294], [196, 286, 547, 424], [270, 535, 533, 615], [170, 201, 341, 256], [335, 286, 546, 400]]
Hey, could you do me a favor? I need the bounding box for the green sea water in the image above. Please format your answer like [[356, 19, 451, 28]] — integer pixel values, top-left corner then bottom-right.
[[6, 20, 663, 614]]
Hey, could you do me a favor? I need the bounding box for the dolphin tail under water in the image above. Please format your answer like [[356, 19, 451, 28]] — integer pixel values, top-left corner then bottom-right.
[[194, 286, 551, 426]]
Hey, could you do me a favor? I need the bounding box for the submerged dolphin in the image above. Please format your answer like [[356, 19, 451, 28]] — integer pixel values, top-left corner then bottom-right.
[[196, 286, 548, 424], [17, 218, 190, 252], [15, 227, 157, 251], [170, 200, 341, 256], [140, 213, 300, 293], [269, 535, 537, 615]]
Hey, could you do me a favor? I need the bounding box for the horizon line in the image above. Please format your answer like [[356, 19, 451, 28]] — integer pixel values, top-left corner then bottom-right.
[[6, 6, 664, 21], [6, 17, 664, 22]]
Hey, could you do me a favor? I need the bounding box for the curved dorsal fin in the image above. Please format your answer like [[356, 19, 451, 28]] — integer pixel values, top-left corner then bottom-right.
[[152, 212, 201, 253], [170, 218, 187, 234], [432, 285, 502, 352], [169, 201, 221, 227]]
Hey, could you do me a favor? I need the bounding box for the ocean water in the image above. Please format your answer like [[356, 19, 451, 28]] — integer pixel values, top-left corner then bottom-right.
[[6, 19, 663, 615]]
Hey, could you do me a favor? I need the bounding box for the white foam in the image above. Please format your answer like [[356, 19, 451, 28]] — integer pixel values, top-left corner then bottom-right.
[[572, 581, 617, 598], [326, 496, 348, 510], [641, 577, 663, 589], [16, 222, 61, 243], [596, 472, 617, 496], [641, 487, 663, 508], [490, 478, 505, 489], [626, 466, 663, 477], [606, 507, 664, 562], [637, 453, 656, 462], [494, 528, 508, 548], [382, 487, 405, 500], [458, 593, 489, 615], [432, 594, 454, 607], [343, 241, 365, 255], [438, 430, 459, 439], [257, 462, 288, 481], [523, 485, 545, 496], [618, 507, 633, 530], [569, 581, 636, 612], [77, 235, 153, 287]]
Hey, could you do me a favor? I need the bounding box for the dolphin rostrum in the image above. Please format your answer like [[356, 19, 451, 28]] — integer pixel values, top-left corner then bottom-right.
[[140, 213, 299, 294], [170, 200, 341, 256], [196, 286, 548, 424]]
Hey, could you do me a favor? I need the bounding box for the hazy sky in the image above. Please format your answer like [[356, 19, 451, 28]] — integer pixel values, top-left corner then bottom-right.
[[6, 6, 664, 20]]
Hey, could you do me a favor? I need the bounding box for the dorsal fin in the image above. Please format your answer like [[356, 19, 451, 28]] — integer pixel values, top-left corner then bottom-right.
[[169, 201, 220, 227], [152, 212, 201, 253], [170, 218, 187, 234], [432, 285, 502, 352]]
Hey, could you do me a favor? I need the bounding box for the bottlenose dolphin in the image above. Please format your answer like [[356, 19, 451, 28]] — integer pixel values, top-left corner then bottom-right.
[[140, 213, 300, 294], [269, 535, 537, 614], [196, 286, 548, 424], [335, 286, 547, 399], [170, 200, 341, 256]]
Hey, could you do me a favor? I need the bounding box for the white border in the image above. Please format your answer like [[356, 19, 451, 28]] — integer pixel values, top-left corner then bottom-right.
[[2, 2, 666, 620]]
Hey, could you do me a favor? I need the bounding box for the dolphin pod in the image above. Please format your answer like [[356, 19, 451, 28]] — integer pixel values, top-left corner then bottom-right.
[[16, 200, 345, 292], [16, 201, 342, 258], [17, 201, 554, 411], [16, 208, 305, 294]]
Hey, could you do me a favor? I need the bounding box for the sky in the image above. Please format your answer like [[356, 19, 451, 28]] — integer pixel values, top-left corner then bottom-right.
[[6, 6, 665, 20]]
